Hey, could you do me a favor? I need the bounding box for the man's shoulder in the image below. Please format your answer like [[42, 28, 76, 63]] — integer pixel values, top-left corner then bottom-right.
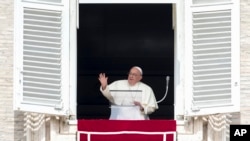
[[139, 82, 152, 89], [111, 80, 127, 85]]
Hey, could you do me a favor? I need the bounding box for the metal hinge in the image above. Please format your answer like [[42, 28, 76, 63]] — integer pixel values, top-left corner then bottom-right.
[[191, 105, 200, 112], [55, 101, 63, 110]]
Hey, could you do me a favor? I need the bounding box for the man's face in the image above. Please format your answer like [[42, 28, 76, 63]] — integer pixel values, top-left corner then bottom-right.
[[127, 67, 142, 86]]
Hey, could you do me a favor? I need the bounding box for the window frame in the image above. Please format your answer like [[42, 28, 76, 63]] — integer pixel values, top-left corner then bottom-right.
[[13, 0, 239, 119]]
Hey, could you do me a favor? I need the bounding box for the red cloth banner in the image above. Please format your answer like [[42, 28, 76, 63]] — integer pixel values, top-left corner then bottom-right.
[[78, 119, 176, 141]]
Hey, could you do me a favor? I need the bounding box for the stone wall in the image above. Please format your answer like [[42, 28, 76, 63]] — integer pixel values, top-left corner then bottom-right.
[[0, 1, 25, 141], [240, 0, 250, 124]]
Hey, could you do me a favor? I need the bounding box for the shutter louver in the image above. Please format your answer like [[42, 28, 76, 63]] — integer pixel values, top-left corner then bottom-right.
[[192, 10, 233, 110], [23, 0, 62, 4], [22, 7, 63, 108]]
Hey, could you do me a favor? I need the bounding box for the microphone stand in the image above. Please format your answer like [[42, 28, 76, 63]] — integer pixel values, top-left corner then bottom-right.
[[157, 76, 170, 103]]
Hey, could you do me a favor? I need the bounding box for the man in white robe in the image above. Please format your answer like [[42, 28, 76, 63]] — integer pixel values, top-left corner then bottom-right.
[[98, 66, 159, 120]]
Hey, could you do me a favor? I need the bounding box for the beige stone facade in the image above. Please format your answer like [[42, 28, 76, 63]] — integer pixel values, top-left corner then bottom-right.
[[1, 0, 250, 141], [0, 1, 26, 141], [240, 0, 250, 125]]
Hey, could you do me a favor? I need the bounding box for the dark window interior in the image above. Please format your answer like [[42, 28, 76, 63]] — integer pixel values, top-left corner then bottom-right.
[[77, 4, 174, 119]]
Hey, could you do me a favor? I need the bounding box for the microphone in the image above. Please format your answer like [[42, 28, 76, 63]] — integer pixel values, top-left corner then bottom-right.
[[157, 76, 170, 103], [166, 76, 170, 84]]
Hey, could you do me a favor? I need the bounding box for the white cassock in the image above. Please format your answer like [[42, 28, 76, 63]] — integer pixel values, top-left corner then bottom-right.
[[100, 80, 159, 120]]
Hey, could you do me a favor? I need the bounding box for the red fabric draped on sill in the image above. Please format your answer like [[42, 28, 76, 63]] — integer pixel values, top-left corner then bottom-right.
[[78, 119, 176, 141]]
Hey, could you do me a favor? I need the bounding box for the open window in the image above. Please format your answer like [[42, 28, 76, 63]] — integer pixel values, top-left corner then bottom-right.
[[77, 4, 175, 119], [13, 0, 240, 120]]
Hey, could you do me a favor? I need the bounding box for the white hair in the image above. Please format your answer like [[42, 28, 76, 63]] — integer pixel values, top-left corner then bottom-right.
[[133, 66, 143, 75]]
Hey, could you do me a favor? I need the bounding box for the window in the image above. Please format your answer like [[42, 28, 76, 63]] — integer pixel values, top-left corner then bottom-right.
[[13, 0, 239, 119], [77, 4, 175, 119]]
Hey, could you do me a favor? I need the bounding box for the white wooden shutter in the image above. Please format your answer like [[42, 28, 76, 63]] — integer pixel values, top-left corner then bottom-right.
[[14, 0, 70, 115], [185, 0, 240, 116]]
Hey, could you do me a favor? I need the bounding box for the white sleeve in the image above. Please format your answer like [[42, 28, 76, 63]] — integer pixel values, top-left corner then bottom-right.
[[100, 86, 114, 103]]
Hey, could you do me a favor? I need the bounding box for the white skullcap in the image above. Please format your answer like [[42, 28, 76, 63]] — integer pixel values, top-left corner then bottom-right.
[[133, 66, 143, 75]]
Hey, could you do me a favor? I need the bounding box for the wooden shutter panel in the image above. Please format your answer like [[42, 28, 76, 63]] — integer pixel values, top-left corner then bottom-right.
[[14, 0, 69, 115], [185, 1, 240, 116], [192, 9, 232, 108]]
